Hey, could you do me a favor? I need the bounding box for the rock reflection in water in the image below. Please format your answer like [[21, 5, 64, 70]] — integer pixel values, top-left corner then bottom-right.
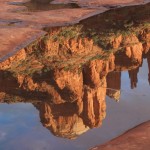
[[1, 51, 150, 139], [147, 55, 150, 84], [34, 102, 89, 139], [106, 72, 121, 101], [0, 3, 150, 140]]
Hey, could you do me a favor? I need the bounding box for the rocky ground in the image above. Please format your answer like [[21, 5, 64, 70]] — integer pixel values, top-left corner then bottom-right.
[[90, 121, 150, 150]]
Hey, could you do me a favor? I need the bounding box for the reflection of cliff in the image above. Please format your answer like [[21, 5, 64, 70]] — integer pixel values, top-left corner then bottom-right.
[[0, 3, 150, 139], [106, 72, 121, 101], [0, 33, 150, 139], [34, 85, 107, 139], [1, 51, 150, 139], [147, 56, 150, 85], [34, 102, 89, 139], [128, 67, 139, 89]]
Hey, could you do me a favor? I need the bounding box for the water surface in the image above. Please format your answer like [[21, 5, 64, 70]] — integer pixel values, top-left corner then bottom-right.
[[0, 3, 150, 150]]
